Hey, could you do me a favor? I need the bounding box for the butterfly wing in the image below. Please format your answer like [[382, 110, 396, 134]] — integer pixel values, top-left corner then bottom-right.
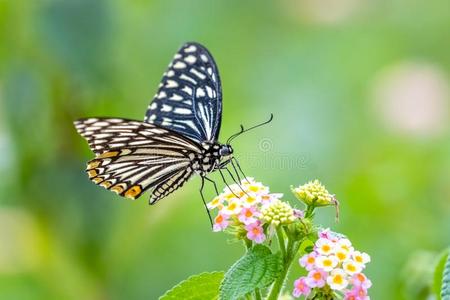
[[74, 117, 200, 201], [144, 42, 222, 144]]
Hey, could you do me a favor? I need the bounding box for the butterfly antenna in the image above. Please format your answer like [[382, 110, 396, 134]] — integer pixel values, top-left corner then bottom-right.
[[227, 113, 273, 144]]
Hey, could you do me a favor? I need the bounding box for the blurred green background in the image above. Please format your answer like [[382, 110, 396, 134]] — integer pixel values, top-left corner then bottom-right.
[[0, 0, 449, 299]]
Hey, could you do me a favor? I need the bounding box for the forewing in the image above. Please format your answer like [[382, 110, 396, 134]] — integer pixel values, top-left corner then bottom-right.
[[144, 42, 222, 143], [74, 117, 200, 200]]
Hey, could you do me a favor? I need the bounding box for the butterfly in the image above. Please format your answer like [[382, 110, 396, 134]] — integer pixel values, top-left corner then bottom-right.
[[74, 42, 272, 215]]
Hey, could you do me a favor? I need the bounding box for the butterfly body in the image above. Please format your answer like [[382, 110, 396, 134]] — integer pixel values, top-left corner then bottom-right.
[[193, 142, 233, 176]]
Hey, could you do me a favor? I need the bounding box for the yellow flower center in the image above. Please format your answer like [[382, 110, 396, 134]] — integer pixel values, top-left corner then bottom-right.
[[313, 272, 322, 280], [323, 259, 332, 267], [355, 255, 363, 263], [246, 196, 256, 204], [333, 274, 343, 284], [249, 185, 259, 192], [346, 264, 356, 272], [307, 257, 315, 264], [225, 193, 235, 200], [322, 245, 331, 252], [336, 252, 346, 260], [228, 203, 237, 210]]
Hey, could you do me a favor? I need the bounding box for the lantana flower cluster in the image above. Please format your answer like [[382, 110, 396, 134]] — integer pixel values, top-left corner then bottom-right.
[[293, 229, 372, 300], [207, 177, 296, 244]]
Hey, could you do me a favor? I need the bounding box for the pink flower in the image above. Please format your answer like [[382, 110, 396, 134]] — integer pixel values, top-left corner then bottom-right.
[[212, 213, 229, 232], [344, 286, 370, 300], [352, 273, 372, 290], [293, 277, 311, 298], [318, 228, 339, 242], [259, 193, 283, 207], [238, 206, 260, 225], [293, 209, 304, 219], [299, 252, 317, 271], [245, 221, 265, 243], [305, 268, 327, 288]]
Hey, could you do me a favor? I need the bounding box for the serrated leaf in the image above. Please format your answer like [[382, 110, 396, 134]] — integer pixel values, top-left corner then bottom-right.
[[159, 271, 224, 300], [441, 250, 450, 300], [433, 248, 449, 300], [220, 245, 283, 300]]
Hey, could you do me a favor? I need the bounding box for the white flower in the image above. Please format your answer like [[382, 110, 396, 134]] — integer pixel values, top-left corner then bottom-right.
[[315, 255, 338, 272], [352, 251, 371, 266], [315, 238, 335, 255], [222, 199, 242, 215], [342, 260, 363, 275], [336, 238, 353, 253], [326, 269, 349, 290], [207, 196, 223, 210]]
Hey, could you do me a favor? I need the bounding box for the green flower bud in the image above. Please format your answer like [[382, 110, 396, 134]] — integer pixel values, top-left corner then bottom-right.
[[261, 199, 296, 226], [291, 180, 334, 207]]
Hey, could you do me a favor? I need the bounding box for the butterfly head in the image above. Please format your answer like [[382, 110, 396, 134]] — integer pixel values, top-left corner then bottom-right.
[[219, 144, 233, 157]]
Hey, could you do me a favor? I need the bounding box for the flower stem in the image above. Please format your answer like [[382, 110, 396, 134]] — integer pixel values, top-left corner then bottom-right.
[[244, 238, 252, 251], [276, 227, 286, 257], [267, 235, 302, 300], [254, 288, 262, 300]]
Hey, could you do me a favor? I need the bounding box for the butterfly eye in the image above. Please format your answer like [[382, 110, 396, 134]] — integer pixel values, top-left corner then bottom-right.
[[219, 146, 232, 156]]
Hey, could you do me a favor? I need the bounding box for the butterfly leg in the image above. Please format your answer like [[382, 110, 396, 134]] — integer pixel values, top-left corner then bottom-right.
[[233, 157, 250, 183], [200, 176, 214, 227], [204, 176, 220, 196], [229, 159, 242, 183], [224, 167, 249, 197], [218, 169, 240, 198]]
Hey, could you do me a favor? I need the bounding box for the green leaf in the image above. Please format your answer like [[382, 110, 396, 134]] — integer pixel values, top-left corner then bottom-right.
[[433, 248, 449, 300], [440, 249, 450, 300], [220, 245, 283, 300], [159, 271, 224, 300]]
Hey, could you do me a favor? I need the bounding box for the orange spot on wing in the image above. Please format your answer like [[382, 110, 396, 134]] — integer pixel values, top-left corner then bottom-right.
[[87, 160, 100, 169], [87, 170, 98, 178], [125, 185, 142, 199], [97, 151, 119, 158], [111, 184, 126, 194], [100, 181, 113, 188], [92, 177, 104, 184]]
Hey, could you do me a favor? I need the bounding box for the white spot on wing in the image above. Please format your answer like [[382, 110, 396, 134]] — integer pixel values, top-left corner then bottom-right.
[[161, 104, 172, 112], [170, 94, 184, 101], [174, 108, 192, 115], [182, 86, 193, 95], [165, 80, 178, 88], [173, 61, 187, 69], [196, 88, 206, 97], [184, 45, 197, 53], [206, 86, 213, 98], [184, 55, 197, 64], [190, 68, 206, 80], [200, 54, 208, 62], [157, 91, 167, 99], [180, 74, 197, 84]]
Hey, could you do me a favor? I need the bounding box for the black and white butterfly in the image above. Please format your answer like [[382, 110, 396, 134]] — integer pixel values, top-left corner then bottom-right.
[[74, 42, 271, 214]]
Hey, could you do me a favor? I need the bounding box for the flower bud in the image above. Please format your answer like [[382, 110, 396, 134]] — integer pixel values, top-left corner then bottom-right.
[[291, 180, 334, 207], [261, 199, 296, 226]]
